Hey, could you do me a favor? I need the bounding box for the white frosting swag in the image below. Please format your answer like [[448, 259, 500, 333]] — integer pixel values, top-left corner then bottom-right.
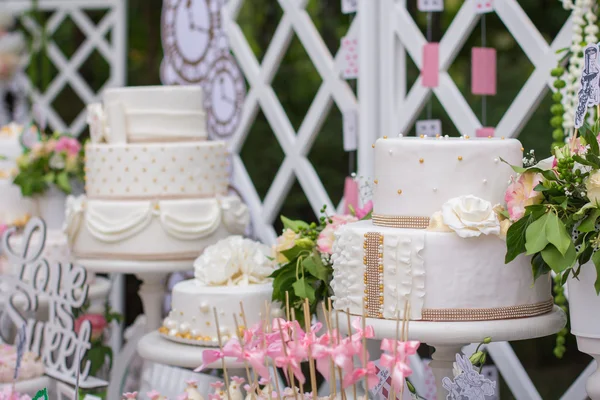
[[65, 195, 249, 243], [194, 236, 276, 286]]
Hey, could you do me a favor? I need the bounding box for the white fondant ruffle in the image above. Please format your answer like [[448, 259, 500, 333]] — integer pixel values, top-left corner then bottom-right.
[[330, 226, 363, 312], [64, 196, 250, 244]]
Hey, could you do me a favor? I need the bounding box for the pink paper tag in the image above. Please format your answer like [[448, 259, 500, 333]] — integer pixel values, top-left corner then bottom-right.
[[344, 177, 360, 215], [422, 43, 439, 88], [476, 127, 495, 137], [472, 47, 497, 95]]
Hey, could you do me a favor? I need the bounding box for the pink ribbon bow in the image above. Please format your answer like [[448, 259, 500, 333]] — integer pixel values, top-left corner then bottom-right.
[[274, 341, 307, 384], [342, 361, 379, 389], [379, 339, 421, 390], [194, 349, 224, 372], [223, 338, 270, 378], [351, 317, 375, 340]]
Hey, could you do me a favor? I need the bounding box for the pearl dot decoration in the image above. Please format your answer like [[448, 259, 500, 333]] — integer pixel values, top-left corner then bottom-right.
[[483, 179, 488, 184], [419, 158, 424, 163], [383, 136, 388, 139], [397, 189, 402, 194], [458, 156, 463, 161], [372, 144, 375, 148], [494, 158, 499, 163], [374, 179, 379, 184]]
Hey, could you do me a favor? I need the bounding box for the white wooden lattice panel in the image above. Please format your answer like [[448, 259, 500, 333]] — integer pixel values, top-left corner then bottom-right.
[[4, 0, 127, 137], [223, 0, 358, 244]]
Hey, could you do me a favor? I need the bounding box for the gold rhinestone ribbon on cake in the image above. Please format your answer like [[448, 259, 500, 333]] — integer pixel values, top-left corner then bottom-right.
[[421, 299, 554, 321], [372, 214, 430, 229], [363, 232, 384, 318]]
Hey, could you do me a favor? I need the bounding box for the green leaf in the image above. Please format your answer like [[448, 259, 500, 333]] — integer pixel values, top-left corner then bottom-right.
[[85, 345, 111, 376], [560, 268, 572, 287], [32, 389, 49, 400], [541, 243, 576, 274], [545, 212, 572, 256], [525, 213, 550, 255], [592, 251, 600, 295], [280, 216, 310, 232], [43, 171, 55, 183], [579, 209, 600, 233], [533, 183, 549, 192], [56, 171, 71, 193], [272, 267, 297, 301], [292, 277, 315, 302], [573, 155, 600, 168], [302, 253, 329, 281], [281, 239, 314, 261], [506, 213, 537, 263], [531, 253, 551, 282], [581, 122, 600, 156]]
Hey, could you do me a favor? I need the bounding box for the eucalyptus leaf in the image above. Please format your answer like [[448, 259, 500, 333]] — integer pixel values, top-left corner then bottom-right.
[[578, 209, 600, 233], [541, 243, 576, 274], [525, 213, 550, 255], [545, 212, 572, 256], [592, 251, 600, 295]]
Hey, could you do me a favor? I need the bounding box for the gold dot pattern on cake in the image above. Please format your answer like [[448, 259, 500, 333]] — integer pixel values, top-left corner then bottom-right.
[[363, 232, 384, 318]]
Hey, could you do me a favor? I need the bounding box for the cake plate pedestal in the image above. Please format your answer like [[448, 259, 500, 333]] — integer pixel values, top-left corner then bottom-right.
[[78, 259, 192, 331], [338, 306, 566, 399], [137, 331, 245, 369]]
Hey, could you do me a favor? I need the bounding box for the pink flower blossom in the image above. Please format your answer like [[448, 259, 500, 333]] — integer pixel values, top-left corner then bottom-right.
[[146, 390, 162, 400], [317, 214, 358, 254], [210, 382, 224, 389], [504, 172, 544, 221], [75, 313, 107, 341], [54, 136, 81, 156], [354, 201, 373, 219]]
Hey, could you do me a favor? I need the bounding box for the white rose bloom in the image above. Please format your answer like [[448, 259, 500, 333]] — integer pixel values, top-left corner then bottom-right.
[[194, 236, 276, 286], [441, 195, 500, 238], [586, 171, 600, 204]]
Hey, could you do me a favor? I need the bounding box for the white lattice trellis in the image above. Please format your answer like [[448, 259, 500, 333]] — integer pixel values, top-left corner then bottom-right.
[[4, 0, 127, 136], [224, 0, 592, 398], [224, 0, 358, 244]]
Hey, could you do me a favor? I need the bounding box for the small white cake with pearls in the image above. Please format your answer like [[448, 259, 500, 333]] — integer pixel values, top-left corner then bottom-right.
[[330, 136, 552, 321], [161, 236, 276, 346], [65, 86, 250, 261]]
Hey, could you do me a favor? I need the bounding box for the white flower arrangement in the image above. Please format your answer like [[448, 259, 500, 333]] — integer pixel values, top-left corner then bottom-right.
[[194, 236, 276, 286]]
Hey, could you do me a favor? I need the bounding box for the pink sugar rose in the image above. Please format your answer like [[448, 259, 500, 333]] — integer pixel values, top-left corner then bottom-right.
[[317, 214, 358, 254], [505, 172, 544, 221], [75, 313, 107, 341], [54, 136, 81, 156]]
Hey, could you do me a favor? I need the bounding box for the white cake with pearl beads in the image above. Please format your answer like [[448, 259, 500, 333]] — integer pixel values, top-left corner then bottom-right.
[[330, 136, 552, 321], [64, 86, 249, 262], [161, 236, 276, 345]]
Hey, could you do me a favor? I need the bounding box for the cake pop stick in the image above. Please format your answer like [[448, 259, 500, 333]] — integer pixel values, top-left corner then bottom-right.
[[334, 310, 347, 400], [388, 311, 400, 400], [233, 314, 256, 400], [320, 302, 337, 399], [345, 308, 358, 400], [361, 303, 369, 399], [303, 299, 318, 398], [264, 301, 280, 400], [214, 307, 232, 400]]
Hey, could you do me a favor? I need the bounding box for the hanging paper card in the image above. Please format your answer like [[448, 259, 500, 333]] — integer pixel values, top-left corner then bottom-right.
[[370, 361, 411, 399], [472, 47, 496, 95], [341, 0, 358, 14], [340, 34, 359, 80], [575, 44, 600, 128], [422, 43, 439, 88], [344, 177, 360, 215], [343, 109, 358, 151], [416, 119, 442, 137], [474, 0, 494, 13], [418, 0, 444, 12], [442, 354, 496, 399], [476, 127, 495, 137], [33, 389, 49, 400]]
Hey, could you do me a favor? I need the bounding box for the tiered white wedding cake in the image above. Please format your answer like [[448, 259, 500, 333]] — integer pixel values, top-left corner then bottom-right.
[[331, 136, 552, 321], [65, 86, 249, 261]]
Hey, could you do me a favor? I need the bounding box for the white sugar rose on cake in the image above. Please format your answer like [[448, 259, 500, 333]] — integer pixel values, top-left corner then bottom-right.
[[161, 236, 277, 345], [330, 135, 552, 322]]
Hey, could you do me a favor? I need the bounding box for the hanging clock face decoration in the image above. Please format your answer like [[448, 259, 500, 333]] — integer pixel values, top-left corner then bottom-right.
[[204, 54, 245, 138], [162, 0, 218, 83]]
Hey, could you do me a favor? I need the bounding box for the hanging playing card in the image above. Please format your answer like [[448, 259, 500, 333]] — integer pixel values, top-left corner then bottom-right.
[[474, 0, 494, 13], [416, 119, 442, 137], [575, 43, 600, 128], [341, 0, 358, 14], [343, 109, 358, 151], [418, 0, 444, 12], [340, 34, 359, 80]]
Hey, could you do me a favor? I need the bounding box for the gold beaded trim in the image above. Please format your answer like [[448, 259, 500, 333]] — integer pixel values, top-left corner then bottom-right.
[[363, 232, 384, 318], [421, 299, 554, 321], [372, 214, 430, 229]]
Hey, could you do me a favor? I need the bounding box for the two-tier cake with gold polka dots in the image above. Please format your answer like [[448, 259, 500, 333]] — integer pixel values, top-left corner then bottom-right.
[[65, 86, 249, 261], [330, 136, 552, 321]]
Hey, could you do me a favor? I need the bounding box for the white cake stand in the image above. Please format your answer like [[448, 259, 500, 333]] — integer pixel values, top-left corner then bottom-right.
[[137, 331, 245, 369], [338, 306, 567, 399], [0, 375, 53, 396], [78, 259, 193, 331]]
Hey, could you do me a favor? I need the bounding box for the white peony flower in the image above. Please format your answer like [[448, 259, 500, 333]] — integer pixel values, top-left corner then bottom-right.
[[441, 195, 500, 238], [194, 236, 276, 286], [48, 153, 65, 169]]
